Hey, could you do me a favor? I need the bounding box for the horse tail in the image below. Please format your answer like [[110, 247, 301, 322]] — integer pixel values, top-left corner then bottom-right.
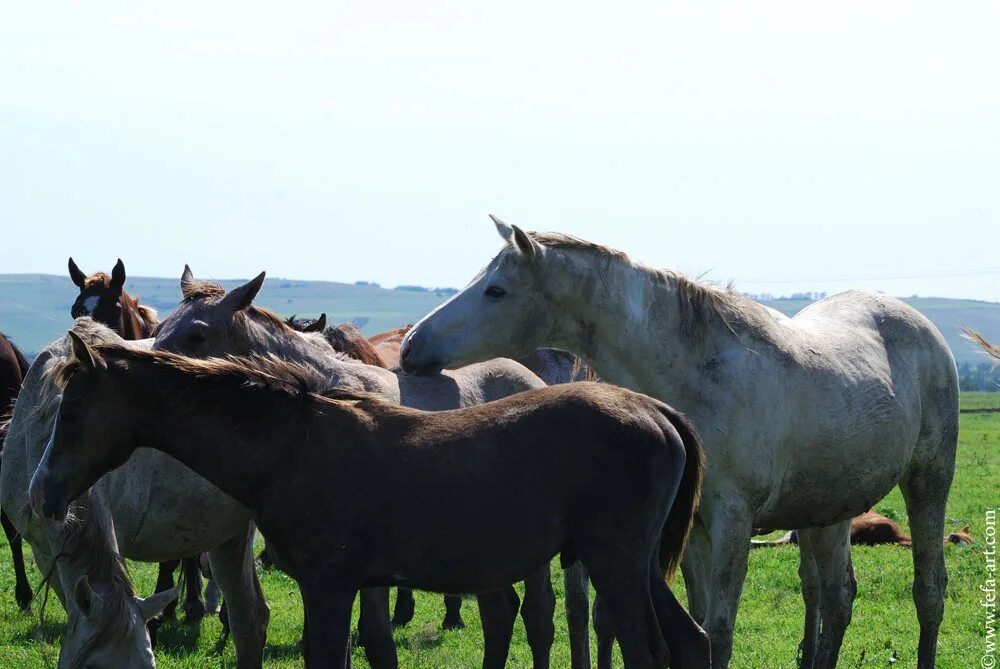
[[656, 403, 705, 582]]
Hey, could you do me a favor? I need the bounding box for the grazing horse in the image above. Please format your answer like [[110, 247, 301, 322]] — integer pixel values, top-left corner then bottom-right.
[[31, 337, 710, 669], [751, 511, 975, 548], [399, 219, 959, 669], [151, 266, 576, 669], [0, 332, 32, 610], [67, 257, 206, 624]]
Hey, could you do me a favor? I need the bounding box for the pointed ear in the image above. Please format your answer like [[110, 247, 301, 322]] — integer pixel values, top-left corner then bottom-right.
[[110, 259, 126, 290], [180, 264, 195, 295], [74, 575, 95, 618], [491, 214, 514, 242], [68, 258, 87, 288], [510, 224, 541, 260], [69, 331, 102, 372], [137, 585, 179, 623], [221, 272, 266, 313], [304, 314, 327, 333]]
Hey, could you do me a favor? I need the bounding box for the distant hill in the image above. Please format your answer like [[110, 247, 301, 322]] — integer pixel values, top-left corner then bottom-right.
[[1, 273, 998, 366]]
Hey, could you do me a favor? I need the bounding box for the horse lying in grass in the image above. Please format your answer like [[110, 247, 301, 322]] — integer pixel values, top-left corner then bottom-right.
[[31, 335, 710, 669], [68, 256, 210, 626], [751, 511, 974, 548]]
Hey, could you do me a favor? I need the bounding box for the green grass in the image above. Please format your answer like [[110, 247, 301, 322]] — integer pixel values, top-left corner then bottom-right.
[[1, 395, 997, 667]]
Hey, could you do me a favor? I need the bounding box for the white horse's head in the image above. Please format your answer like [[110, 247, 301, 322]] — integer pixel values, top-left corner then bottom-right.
[[400, 216, 559, 375], [58, 575, 177, 669]]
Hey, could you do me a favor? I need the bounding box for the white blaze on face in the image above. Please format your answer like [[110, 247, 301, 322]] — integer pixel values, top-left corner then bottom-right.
[[81, 296, 100, 315]]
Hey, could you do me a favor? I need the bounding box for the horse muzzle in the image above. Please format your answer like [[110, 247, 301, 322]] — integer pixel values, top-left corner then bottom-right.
[[27, 466, 70, 521]]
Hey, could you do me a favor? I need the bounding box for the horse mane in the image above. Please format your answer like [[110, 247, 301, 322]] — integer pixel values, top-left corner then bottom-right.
[[181, 281, 294, 333], [527, 231, 763, 339], [82, 272, 111, 290]]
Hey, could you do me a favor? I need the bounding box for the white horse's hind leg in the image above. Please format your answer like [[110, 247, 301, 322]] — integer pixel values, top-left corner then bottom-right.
[[795, 537, 821, 669], [900, 430, 956, 669], [208, 524, 270, 669], [798, 521, 855, 669]]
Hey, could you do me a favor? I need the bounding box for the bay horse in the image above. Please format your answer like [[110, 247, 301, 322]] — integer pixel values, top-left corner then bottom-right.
[[68, 257, 206, 625], [285, 316, 389, 369], [0, 332, 32, 610], [751, 511, 975, 548], [152, 266, 572, 669], [31, 336, 710, 669], [399, 218, 959, 669]]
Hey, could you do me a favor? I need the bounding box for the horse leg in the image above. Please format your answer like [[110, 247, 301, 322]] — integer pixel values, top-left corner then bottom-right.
[[694, 499, 753, 669], [301, 580, 357, 669], [521, 566, 555, 669], [798, 521, 855, 669], [358, 587, 398, 669], [899, 430, 955, 669], [795, 533, 822, 669], [182, 555, 206, 622], [477, 586, 520, 669], [648, 563, 711, 669], [2, 508, 32, 611], [208, 525, 269, 669], [588, 569, 661, 669], [154, 559, 180, 621], [392, 587, 415, 627], [679, 519, 711, 623], [592, 592, 616, 669], [563, 562, 592, 669], [443, 594, 465, 629]]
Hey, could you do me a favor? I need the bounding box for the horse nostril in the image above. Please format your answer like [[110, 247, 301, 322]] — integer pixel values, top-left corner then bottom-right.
[[400, 339, 412, 361]]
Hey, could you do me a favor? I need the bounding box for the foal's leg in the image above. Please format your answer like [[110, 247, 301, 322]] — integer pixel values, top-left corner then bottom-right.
[[182, 555, 206, 622], [798, 521, 855, 669], [900, 441, 955, 669], [592, 593, 616, 669], [521, 565, 556, 669], [443, 594, 465, 629], [648, 568, 711, 669], [208, 525, 270, 669], [2, 509, 32, 611], [795, 535, 821, 669], [588, 573, 660, 669], [301, 581, 357, 669], [154, 559, 180, 621], [563, 562, 592, 669], [391, 587, 415, 627], [477, 586, 520, 669], [358, 587, 399, 669]]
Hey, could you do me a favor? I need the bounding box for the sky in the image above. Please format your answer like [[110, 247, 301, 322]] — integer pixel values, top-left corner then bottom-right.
[[1, 2, 998, 301]]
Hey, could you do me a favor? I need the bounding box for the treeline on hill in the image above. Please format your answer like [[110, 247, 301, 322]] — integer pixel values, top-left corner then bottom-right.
[[959, 362, 1000, 391]]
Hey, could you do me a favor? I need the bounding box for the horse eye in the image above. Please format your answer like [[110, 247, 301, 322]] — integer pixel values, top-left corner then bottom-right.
[[484, 286, 506, 299]]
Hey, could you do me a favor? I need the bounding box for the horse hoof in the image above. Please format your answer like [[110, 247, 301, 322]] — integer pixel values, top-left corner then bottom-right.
[[391, 605, 415, 628], [442, 616, 465, 631], [15, 586, 33, 612]]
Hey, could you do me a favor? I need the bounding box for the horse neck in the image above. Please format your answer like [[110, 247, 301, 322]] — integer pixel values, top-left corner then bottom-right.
[[112, 361, 289, 511], [237, 316, 371, 382], [543, 250, 729, 399]]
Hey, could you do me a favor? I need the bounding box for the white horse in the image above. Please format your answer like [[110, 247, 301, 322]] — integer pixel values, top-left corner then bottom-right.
[[399, 218, 959, 669]]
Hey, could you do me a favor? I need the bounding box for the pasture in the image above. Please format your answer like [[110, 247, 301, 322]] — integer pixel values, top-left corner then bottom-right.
[[0, 393, 995, 668]]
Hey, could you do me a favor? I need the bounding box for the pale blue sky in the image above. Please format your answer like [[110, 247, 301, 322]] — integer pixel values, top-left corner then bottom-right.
[[2, 2, 997, 300]]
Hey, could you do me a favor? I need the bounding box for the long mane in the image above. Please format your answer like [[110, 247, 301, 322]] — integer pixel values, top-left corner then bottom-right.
[[526, 231, 769, 339]]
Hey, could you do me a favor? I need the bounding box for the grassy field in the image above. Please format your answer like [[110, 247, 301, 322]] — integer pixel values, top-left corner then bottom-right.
[[0, 394, 996, 667]]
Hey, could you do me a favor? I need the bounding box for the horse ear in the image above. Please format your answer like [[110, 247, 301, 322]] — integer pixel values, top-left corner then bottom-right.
[[73, 575, 95, 618], [137, 585, 180, 623], [69, 331, 102, 372], [110, 259, 126, 290], [491, 214, 514, 242], [304, 314, 327, 333], [180, 264, 195, 295], [510, 224, 541, 260], [222, 272, 266, 313], [68, 258, 87, 288]]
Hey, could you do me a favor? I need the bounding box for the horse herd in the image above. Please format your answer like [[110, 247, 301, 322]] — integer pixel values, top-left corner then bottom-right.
[[0, 217, 991, 669]]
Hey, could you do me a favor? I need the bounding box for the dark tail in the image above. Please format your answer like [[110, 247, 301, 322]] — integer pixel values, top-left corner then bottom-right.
[[656, 404, 705, 582]]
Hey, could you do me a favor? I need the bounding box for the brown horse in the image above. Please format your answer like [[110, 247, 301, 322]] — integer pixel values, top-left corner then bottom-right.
[[0, 332, 32, 610], [32, 337, 709, 669], [68, 258, 206, 624], [368, 325, 412, 369], [285, 316, 389, 368]]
